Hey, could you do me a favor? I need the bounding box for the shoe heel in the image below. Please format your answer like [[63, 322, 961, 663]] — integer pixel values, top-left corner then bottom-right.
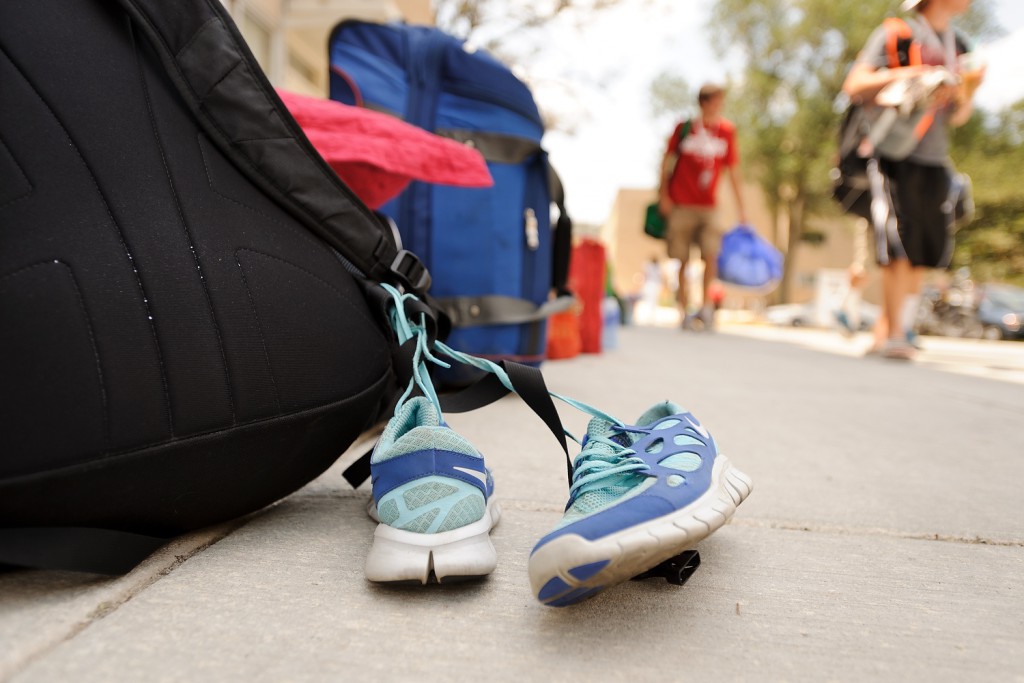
[[429, 532, 498, 583], [365, 500, 500, 584], [365, 534, 434, 584]]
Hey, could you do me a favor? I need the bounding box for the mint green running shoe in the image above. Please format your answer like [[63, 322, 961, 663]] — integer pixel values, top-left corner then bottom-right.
[[527, 401, 752, 606], [365, 396, 499, 584], [364, 285, 500, 584]]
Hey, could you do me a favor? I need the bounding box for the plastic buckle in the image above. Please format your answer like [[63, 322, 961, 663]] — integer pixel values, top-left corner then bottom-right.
[[390, 249, 431, 293], [631, 549, 701, 586]]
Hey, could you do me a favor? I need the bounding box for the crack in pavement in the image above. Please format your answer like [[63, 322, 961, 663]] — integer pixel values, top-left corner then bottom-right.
[[4, 523, 241, 681], [726, 517, 1024, 547]]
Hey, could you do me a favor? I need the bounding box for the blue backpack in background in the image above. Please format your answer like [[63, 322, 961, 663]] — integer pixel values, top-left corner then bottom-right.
[[328, 21, 572, 383], [717, 225, 783, 289]]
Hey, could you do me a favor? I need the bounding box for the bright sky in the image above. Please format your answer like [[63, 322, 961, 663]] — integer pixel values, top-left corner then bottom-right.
[[534, 0, 1024, 225]]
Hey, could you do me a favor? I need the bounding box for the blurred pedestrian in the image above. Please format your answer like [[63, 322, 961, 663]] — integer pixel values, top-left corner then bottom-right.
[[842, 0, 984, 359], [641, 256, 663, 307], [836, 264, 869, 338], [658, 83, 747, 331]]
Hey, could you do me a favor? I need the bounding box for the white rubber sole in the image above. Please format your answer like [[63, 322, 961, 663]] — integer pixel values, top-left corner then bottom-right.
[[364, 496, 501, 584], [527, 455, 753, 605]]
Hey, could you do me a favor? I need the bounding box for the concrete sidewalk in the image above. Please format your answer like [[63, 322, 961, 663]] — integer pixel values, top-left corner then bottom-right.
[[3, 325, 1023, 682]]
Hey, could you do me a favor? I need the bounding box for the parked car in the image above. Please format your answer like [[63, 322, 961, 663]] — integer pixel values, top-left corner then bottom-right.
[[765, 303, 814, 327], [976, 283, 1024, 340], [765, 301, 879, 330]]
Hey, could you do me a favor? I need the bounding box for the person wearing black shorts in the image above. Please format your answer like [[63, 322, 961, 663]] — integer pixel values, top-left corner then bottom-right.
[[878, 159, 955, 268], [842, 0, 983, 359]]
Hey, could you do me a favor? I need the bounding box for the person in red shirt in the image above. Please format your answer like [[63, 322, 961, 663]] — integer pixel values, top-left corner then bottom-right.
[[658, 83, 747, 330]]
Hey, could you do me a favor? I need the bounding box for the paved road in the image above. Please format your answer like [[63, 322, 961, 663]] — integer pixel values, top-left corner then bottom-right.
[[3, 324, 1022, 682], [727, 323, 1024, 386]]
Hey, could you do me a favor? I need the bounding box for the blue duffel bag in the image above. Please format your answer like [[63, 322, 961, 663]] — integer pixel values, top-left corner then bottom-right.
[[717, 225, 783, 290], [328, 21, 573, 385]]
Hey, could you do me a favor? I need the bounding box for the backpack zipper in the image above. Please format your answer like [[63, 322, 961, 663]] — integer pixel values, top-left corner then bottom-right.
[[524, 208, 539, 251], [399, 29, 446, 262]]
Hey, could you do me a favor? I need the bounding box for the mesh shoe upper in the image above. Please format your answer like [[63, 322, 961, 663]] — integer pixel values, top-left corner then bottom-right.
[[370, 397, 492, 534], [532, 401, 719, 550]]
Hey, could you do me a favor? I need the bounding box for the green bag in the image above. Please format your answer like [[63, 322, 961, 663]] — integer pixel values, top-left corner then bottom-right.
[[644, 203, 666, 239], [645, 119, 691, 240]]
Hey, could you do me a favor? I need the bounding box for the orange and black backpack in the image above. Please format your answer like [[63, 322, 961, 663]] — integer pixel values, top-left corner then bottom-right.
[[831, 17, 965, 219]]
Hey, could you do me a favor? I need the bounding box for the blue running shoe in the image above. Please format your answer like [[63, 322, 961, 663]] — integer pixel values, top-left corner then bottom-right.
[[364, 284, 501, 584], [527, 401, 752, 606], [366, 396, 500, 584]]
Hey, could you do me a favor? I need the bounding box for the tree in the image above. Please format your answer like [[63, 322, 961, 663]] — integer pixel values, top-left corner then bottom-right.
[[703, 0, 1001, 302], [431, 0, 629, 132], [649, 71, 692, 124], [949, 98, 1024, 286], [433, 0, 622, 49]]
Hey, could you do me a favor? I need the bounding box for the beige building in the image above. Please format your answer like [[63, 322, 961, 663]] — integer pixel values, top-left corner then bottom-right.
[[223, 0, 433, 96], [601, 183, 880, 306]]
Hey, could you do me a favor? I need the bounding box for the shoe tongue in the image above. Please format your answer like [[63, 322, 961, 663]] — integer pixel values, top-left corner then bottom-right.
[[403, 396, 441, 429], [586, 416, 632, 449], [573, 415, 647, 500], [375, 396, 441, 459], [583, 402, 687, 452]]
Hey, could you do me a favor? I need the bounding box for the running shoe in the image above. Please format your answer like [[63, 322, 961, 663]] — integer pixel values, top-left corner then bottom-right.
[[364, 284, 501, 584], [527, 401, 752, 607], [697, 306, 716, 332], [880, 338, 916, 360], [365, 396, 500, 584]]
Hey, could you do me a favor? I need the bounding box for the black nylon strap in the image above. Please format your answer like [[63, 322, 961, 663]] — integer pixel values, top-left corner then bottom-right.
[[363, 282, 451, 346], [548, 165, 573, 296], [500, 361, 572, 483], [342, 445, 375, 489], [0, 528, 169, 575], [439, 372, 511, 413], [391, 338, 419, 390], [341, 338, 419, 490]]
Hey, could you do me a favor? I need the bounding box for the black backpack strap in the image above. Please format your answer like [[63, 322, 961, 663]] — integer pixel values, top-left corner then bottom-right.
[[548, 164, 573, 297], [671, 119, 692, 154], [0, 527, 170, 575], [491, 361, 572, 484], [113, 0, 431, 296], [661, 120, 691, 192]]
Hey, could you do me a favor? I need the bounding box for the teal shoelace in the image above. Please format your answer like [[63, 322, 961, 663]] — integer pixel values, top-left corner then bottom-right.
[[380, 283, 651, 491]]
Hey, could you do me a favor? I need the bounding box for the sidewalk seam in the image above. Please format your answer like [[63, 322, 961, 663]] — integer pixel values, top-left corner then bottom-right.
[[728, 518, 1024, 547], [3, 522, 242, 681]]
